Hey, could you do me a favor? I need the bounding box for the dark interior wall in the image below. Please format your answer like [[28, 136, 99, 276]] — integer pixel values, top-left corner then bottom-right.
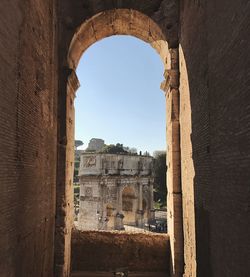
[[0, 1, 57, 277], [180, 1, 250, 276]]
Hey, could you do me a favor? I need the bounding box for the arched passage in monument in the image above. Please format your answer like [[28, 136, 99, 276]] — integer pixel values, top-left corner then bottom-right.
[[122, 186, 137, 225], [56, 7, 187, 277]]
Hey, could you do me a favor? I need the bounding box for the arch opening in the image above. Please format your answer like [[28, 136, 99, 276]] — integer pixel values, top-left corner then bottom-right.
[[68, 9, 170, 70], [74, 32, 166, 233], [122, 186, 137, 225], [61, 7, 184, 277]]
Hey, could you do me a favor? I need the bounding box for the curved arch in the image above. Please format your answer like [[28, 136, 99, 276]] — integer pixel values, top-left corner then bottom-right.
[[122, 185, 137, 225], [68, 9, 169, 70], [122, 185, 137, 212], [61, 7, 183, 276]]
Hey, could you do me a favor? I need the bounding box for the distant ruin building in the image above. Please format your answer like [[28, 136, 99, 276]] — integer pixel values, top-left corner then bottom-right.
[[86, 138, 105, 152], [78, 153, 155, 230]]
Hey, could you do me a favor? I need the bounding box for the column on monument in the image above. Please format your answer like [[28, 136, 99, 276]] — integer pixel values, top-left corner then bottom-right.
[[98, 181, 104, 230], [115, 180, 124, 230], [117, 181, 122, 213], [139, 182, 143, 210], [101, 182, 108, 230], [149, 179, 155, 220], [137, 182, 144, 228]]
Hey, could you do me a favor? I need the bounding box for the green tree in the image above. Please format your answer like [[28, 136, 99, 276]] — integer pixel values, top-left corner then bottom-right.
[[75, 140, 83, 149], [153, 151, 167, 207], [100, 143, 128, 154]]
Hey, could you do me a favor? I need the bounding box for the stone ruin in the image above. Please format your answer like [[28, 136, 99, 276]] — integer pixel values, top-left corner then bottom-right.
[[78, 153, 155, 230]]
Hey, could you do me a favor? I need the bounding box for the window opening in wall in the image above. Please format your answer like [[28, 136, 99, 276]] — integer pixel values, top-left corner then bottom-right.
[[73, 36, 167, 234]]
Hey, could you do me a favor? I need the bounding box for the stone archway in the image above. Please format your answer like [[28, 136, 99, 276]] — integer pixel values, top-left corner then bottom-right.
[[122, 186, 137, 225], [56, 4, 184, 277], [67, 9, 169, 70]]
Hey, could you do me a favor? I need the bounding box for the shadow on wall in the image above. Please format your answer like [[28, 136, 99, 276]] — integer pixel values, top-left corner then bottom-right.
[[179, 1, 250, 276]]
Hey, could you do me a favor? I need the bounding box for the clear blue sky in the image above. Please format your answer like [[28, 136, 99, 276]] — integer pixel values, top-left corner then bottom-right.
[[75, 35, 166, 155]]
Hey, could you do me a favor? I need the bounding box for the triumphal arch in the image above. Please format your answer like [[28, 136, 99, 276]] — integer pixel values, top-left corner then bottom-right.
[[78, 153, 155, 231]]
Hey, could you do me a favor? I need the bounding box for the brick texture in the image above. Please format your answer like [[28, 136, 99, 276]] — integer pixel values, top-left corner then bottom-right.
[[179, 1, 250, 276], [71, 229, 170, 273], [0, 0, 57, 276]]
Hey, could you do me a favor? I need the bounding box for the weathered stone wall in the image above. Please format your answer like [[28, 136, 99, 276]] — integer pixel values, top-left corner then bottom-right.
[[71, 229, 170, 273], [0, 1, 57, 277], [79, 153, 154, 176], [55, 70, 78, 276], [179, 1, 250, 276]]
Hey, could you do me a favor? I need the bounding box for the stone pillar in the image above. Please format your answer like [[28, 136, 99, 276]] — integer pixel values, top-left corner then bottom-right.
[[120, 185, 124, 213], [149, 180, 155, 220], [55, 68, 79, 277], [102, 203, 108, 231], [161, 48, 184, 277], [115, 181, 124, 230], [139, 183, 143, 210], [137, 182, 144, 228], [100, 181, 108, 230]]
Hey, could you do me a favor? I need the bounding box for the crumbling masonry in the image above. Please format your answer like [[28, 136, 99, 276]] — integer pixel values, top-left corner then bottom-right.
[[78, 153, 155, 230]]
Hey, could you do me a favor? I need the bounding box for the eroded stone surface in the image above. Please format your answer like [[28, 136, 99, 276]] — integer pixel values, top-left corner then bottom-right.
[[78, 153, 155, 231], [71, 229, 170, 273]]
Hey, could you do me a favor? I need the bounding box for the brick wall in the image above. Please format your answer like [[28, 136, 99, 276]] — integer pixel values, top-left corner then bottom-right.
[[71, 229, 170, 273], [0, 1, 57, 276], [180, 1, 250, 276]]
